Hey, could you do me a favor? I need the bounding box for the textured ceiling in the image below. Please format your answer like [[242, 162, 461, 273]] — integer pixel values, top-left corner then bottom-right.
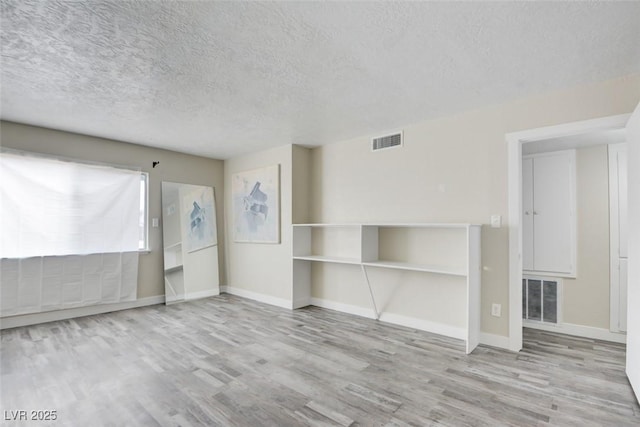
[[1, 1, 639, 159]]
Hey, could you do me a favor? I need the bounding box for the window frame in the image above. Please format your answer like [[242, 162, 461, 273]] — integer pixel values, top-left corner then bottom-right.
[[139, 172, 150, 252]]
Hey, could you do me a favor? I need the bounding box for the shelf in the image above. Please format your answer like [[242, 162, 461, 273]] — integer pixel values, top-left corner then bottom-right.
[[293, 223, 360, 227], [164, 264, 183, 274], [362, 261, 466, 276], [293, 223, 481, 228], [291, 222, 482, 354], [364, 223, 480, 229], [294, 257, 466, 276], [293, 255, 361, 265]]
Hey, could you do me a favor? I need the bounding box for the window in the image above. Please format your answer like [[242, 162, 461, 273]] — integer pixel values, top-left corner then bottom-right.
[[139, 173, 149, 251], [0, 151, 144, 258]]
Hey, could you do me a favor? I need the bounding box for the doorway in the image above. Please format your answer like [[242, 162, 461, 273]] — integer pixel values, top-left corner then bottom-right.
[[506, 114, 630, 351]]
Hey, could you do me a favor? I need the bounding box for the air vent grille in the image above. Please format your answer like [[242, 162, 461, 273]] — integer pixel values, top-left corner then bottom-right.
[[523, 277, 559, 324], [372, 131, 403, 151]]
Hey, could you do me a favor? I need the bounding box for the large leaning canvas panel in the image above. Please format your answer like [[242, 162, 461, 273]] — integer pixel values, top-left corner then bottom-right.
[[232, 164, 280, 243], [181, 186, 217, 253]]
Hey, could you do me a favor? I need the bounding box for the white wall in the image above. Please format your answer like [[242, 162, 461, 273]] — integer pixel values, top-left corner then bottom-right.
[[309, 74, 640, 337], [224, 144, 294, 304], [561, 145, 610, 328], [292, 145, 311, 225]]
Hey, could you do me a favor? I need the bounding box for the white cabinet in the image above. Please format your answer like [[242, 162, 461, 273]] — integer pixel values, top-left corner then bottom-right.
[[292, 223, 481, 354], [523, 151, 576, 276]]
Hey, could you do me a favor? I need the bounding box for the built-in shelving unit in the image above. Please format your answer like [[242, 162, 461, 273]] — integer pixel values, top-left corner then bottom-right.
[[292, 223, 481, 354]]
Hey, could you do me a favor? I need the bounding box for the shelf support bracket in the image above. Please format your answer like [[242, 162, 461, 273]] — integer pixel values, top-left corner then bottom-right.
[[361, 265, 379, 320]]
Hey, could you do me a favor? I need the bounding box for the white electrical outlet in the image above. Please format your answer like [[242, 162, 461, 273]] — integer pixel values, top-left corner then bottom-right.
[[491, 303, 501, 317]]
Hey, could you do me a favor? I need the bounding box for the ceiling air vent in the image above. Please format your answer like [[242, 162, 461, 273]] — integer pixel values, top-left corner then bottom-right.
[[372, 131, 403, 151]]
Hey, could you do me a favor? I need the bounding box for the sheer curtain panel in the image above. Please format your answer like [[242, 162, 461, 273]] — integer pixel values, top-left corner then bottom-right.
[[0, 151, 140, 316]]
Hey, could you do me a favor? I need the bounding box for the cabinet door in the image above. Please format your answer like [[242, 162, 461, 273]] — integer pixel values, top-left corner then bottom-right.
[[532, 153, 573, 274], [609, 143, 628, 333], [522, 158, 535, 271], [617, 148, 628, 259], [620, 259, 628, 332]]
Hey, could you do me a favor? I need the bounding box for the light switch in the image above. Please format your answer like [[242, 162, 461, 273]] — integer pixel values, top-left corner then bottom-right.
[[491, 215, 501, 228], [152, 217, 159, 228]]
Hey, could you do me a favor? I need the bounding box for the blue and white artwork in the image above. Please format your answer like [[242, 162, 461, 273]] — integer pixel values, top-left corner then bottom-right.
[[181, 186, 217, 252], [232, 164, 280, 243]]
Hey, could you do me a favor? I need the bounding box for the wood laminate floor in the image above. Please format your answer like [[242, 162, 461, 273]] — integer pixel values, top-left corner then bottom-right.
[[1, 294, 638, 426]]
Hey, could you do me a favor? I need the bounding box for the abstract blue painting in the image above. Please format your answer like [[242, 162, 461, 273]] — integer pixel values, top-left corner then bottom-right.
[[181, 186, 217, 252], [232, 164, 280, 243]]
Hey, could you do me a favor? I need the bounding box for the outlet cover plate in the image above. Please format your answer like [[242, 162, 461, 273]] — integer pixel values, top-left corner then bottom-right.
[[491, 303, 502, 317]]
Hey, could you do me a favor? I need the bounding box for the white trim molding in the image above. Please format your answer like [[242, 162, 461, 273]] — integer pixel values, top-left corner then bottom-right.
[[524, 321, 626, 344], [221, 286, 292, 309], [309, 297, 376, 319], [185, 289, 220, 301], [0, 295, 165, 330], [311, 297, 467, 342], [380, 312, 466, 341]]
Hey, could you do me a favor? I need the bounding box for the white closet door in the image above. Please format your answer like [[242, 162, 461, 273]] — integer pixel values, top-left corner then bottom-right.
[[533, 153, 573, 274], [618, 148, 628, 332], [620, 259, 628, 332], [522, 158, 535, 271], [618, 148, 628, 259], [609, 142, 628, 333]]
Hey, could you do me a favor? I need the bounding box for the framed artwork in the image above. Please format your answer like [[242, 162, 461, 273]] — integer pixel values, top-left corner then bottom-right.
[[232, 164, 280, 243], [181, 185, 217, 253]]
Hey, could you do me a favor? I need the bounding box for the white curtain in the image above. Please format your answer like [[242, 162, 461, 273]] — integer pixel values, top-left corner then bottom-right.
[[1, 151, 141, 257], [0, 151, 140, 316]]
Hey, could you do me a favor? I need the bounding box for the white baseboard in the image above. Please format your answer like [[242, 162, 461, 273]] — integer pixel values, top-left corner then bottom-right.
[[628, 365, 640, 403], [309, 297, 377, 319], [479, 332, 511, 350], [524, 321, 626, 344], [221, 286, 292, 309], [310, 297, 467, 340], [185, 288, 220, 301], [292, 297, 312, 309], [379, 312, 467, 341], [0, 295, 165, 330]]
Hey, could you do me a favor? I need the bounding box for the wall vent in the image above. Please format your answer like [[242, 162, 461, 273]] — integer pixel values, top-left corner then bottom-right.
[[372, 131, 403, 151], [523, 277, 560, 324]]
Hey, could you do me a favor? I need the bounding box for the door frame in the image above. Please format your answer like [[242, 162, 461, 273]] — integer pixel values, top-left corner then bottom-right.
[[506, 114, 630, 352]]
